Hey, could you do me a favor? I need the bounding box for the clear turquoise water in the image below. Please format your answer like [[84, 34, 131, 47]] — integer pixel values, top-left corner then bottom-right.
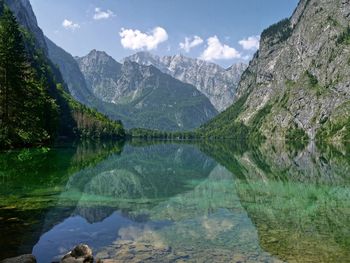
[[0, 140, 349, 262]]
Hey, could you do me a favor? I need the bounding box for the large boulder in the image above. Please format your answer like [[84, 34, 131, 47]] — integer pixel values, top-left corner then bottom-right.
[[61, 244, 93, 263]]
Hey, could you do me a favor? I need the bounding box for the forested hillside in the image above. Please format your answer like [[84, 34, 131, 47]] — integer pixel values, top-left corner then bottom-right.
[[0, 2, 125, 149]]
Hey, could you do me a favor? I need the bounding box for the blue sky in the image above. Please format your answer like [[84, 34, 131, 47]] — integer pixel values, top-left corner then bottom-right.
[[30, 0, 299, 67]]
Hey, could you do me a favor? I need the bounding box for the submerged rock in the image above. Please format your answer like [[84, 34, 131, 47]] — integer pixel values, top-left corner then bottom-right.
[[1, 254, 36, 263], [61, 244, 93, 263]]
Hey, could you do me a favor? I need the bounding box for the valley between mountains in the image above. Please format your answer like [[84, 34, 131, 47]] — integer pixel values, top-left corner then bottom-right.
[[46, 44, 246, 131]]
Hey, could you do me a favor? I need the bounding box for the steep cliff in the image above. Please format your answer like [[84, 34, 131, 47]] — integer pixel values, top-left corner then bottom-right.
[[201, 0, 350, 143]]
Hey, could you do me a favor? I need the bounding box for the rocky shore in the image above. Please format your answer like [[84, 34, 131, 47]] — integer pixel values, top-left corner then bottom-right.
[[1, 242, 284, 263], [1, 244, 93, 263]]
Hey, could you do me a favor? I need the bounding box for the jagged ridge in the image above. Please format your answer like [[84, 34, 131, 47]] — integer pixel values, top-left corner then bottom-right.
[[125, 51, 247, 112]]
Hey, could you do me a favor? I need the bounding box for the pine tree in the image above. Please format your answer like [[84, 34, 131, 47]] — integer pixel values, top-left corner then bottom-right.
[[0, 6, 27, 145], [0, 5, 58, 148]]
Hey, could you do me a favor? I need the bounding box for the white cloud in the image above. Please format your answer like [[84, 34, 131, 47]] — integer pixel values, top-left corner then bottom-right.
[[93, 8, 115, 20], [242, 54, 252, 61], [200, 36, 241, 61], [179, 36, 203, 52], [62, 19, 80, 30], [119, 27, 168, 50], [239, 35, 260, 50]]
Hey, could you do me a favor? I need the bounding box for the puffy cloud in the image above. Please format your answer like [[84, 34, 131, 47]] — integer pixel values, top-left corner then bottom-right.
[[179, 35, 203, 52], [239, 35, 260, 50], [120, 27, 168, 50], [93, 7, 115, 20], [200, 36, 241, 61], [62, 19, 80, 30]]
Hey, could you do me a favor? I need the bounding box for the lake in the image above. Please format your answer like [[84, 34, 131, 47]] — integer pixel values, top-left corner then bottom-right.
[[0, 140, 349, 262]]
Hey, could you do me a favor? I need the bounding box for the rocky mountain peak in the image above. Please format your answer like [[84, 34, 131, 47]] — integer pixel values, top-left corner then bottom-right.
[[76, 50, 122, 79], [84, 49, 117, 64]]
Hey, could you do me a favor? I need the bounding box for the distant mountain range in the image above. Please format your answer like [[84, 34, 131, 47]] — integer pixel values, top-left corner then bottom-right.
[[46, 45, 246, 131], [125, 52, 246, 112], [75, 50, 218, 130]]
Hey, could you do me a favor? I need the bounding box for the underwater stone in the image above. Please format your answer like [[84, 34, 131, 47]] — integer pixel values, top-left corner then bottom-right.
[[61, 244, 93, 263], [1, 255, 36, 263]]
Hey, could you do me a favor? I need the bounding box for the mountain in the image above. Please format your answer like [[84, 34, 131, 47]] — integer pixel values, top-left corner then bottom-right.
[[76, 50, 218, 131], [201, 0, 350, 143], [76, 50, 122, 103], [125, 52, 247, 112]]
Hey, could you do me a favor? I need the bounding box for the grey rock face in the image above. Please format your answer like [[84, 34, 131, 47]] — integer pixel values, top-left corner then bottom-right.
[[215, 0, 350, 140], [76, 50, 122, 103], [1, 254, 36, 263], [125, 52, 247, 111]]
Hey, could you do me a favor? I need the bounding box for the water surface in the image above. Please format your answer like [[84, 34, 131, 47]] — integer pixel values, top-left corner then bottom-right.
[[0, 140, 349, 262]]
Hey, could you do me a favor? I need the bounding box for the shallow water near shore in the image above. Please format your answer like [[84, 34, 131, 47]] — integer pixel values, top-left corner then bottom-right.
[[0, 140, 349, 262]]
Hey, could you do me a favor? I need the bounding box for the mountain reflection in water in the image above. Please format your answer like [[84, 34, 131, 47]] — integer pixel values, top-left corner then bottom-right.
[[0, 140, 349, 262]]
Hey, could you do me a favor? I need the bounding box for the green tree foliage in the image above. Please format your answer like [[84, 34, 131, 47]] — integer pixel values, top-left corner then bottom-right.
[[285, 125, 309, 152], [0, 6, 58, 148], [337, 26, 350, 45], [305, 70, 319, 87], [58, 84, 125, 139], [261, 18, 292, 46], [130, 128, 198, 140], [198, 92, 251, 140]]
